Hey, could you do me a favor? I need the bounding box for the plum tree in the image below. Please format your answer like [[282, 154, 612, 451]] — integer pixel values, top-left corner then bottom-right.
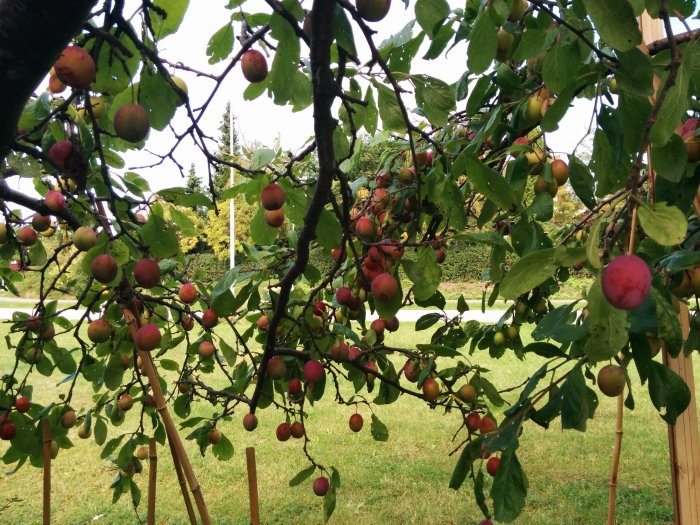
[[0, 1, 696, 523]]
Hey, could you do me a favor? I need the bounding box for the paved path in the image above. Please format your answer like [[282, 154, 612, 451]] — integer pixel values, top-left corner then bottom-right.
[[0, 304, 509, 323]]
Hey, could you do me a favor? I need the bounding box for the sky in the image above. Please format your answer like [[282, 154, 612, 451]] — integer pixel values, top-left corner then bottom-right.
[[20, 2, 700, 196]]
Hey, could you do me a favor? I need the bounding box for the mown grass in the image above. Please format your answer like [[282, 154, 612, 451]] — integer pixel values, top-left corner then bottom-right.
[[0, 322, 686, 525]]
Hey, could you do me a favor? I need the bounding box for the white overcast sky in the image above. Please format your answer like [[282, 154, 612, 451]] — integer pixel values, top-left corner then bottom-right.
[[24, 2, 700, 195]]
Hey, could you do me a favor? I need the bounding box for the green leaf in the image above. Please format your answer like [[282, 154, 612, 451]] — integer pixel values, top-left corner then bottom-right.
[[141, 214, 179, 258], [316, 209, 343, 250], [647, 361, 691, 425], [637, 202, 687, 246], [590, 129, 627, 197], [560, 366, 598, 431], [615, 48, 654, 97], [374, 82, 406, 132], [449, 439, 482, 489], [491, 442, 528, 522], [467, 10, 497, 74], [413, 75, 456, 128], [91, 28, 140, 94], [211, 434, 234, 461], [652, 134, 687, 183], [540, 85, 574, 132], [568, 155, 596, 210], [582, 279, 630, 362], [207, 23, 234, 64], [416, 312, 442, 331], [499, 248, 558, 300], [415, 0, 450, 37], [585, 217, 604, 269], [333, 5, 357, 56], [581, 0, 641, 51], [289, 464, 316, 487], [459, 153, 518, 211], [268, 13, 301, 105], [403, 247, 442, 301], [650, 63, 689, 147], [250, 207, 278, 245], [169, 206, 196, 236], [150, 0, 190, 39], [370, 414, 389, 442], [542, 40, 580, 93], [139, 67, 178, 131], [651, 288, 683, 357]]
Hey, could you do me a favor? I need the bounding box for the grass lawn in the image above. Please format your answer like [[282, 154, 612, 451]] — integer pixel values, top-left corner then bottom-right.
[[0, 322, 686, 525]]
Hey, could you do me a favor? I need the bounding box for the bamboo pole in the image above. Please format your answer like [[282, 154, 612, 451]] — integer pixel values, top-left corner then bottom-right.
[[41, 418, 51, 525], [121, 307, 211, 525], [147, 438, 157, 525], [168, 432, 198, 525], [246, 447, 261, 525], [607, 393, 624, 525]]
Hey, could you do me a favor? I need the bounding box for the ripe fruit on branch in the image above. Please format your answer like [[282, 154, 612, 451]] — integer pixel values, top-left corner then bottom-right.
[[331, 247, 346, 263], [77, 96, 106, 120], [91, 253, 118, 283], [508, 0, 528, 21], [87, 319, 112, 343], [349, 413, 364, 432], [371, 273, 398, 302], [0, 422, 16, 440], [336, 287, 353, 306], [118, 394, 134, 412], [134, 258, 161, 288], [135, 323, 162, 351], [276, 422, 292, 442], [48, 73, 65, 94], [356, 0, 391, 21], [465, 412, 481, 433], [47, 140, 74, 171], [264, 208, 285, 228], [179, 283, 198, 304], [601, 255, 651, 310], [17, 226, 37, 246], [403, 360, 420, 382], [370, 319, 385, 339], [290, 421, 305, 439], [486, 456, 501, 476], [73, 227, 97, 251], [479, 416, 497, 434], [496, 28, 513, 62], [384, 315, 399, 332], [435, 249, 446, 264], [170, 76, 188, 105], [260, 183, 285, 210], [114, 104, 150, 143], [243, 413, 258, 432], [331, 341, 350, 361], [551, 158, 569, 185], [493, 331, 506, 346], [45, 190, 67, 212], [201, 309, 219, 329], [422, 377, 440, 401], [77, 424, 91, 439], [397, 166, 414, 185], [266, 356, 287, 379], [209, 428, 222, 445], [26, 315, 42, 332], [534, 176, 558, 197], [53, 46, 95, 88], [181, 315, 194, 331], [355, 217, 376, 239], [198, 341, 216, 359], [303, 360, 324, 386], [256, 315, 269, 331], [61, 410, 77, 429], [241, 50, 269, 83], [457, 384, 477, 404], [597, 364, 625, 397], [288, 377, 303, 396], [312, 476, 330, 496], [14, 397, 30, 413], [136, 446, 149, 461], [31, 214, 51, 232]]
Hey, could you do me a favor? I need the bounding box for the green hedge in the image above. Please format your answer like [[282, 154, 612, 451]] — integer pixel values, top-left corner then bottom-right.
[[184, 253, 230, 283], [308, 243, 496, 283]]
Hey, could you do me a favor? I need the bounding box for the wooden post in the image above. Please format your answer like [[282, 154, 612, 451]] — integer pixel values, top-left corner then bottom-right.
[[637, 11, 700, 524], [121, 307, 211, 525], [664, 301, 700, 524], [246, 447, 261, 525], [147, 438, 157, 525], [168, 436, 198, 525], [41, 418, 51, 525]]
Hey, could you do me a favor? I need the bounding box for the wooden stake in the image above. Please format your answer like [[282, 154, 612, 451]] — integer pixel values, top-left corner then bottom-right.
[[168, 433, 197, 525], [246, 447, 261, 525], [607, 393, 624, 525], [121, 307, 211, 525], [41, 418, 51, 525], [147, 438, 157, 525]]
